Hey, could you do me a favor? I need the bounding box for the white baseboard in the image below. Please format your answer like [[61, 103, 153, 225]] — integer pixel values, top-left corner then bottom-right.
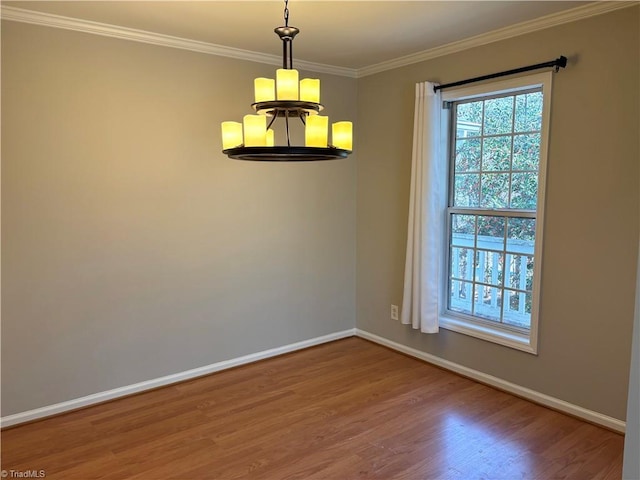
[[0, 329, 356, 428], [3, 327, 625, 433], [355, 329, 626, 433]]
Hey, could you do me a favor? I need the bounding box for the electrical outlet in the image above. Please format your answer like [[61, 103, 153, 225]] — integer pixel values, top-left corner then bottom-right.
[[390, 304, 399, 321]]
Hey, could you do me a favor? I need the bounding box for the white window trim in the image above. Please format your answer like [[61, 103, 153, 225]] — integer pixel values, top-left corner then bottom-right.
[[438, 72, 553, 355]]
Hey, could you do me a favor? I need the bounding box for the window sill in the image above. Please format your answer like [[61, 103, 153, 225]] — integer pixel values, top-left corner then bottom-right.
[[439, 315, 538, 354]]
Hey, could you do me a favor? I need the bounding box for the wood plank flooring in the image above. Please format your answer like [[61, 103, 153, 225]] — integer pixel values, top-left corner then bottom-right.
[[1, 337, 624, 479]]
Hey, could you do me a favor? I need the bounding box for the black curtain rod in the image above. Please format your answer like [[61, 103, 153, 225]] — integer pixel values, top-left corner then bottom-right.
[[434, 56, 567, 92]]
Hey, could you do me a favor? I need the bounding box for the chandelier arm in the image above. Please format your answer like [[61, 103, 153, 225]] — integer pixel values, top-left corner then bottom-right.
[[267, 112, 278, 131], [299, 112, 306, 126], [285, 113, 291, 147]]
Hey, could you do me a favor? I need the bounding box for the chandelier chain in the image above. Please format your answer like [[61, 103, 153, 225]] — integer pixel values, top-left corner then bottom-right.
[[283, 0, 289, 26]]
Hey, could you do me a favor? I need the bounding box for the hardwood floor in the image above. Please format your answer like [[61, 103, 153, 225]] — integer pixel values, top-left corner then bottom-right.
[[1, 337, 624, 479]]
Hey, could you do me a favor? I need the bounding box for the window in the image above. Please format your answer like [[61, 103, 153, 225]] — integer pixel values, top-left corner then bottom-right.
[[440, 73, 552, 354]]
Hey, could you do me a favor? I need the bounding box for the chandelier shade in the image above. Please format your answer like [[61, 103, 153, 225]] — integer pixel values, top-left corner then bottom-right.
[[220, 0, 353, 162]]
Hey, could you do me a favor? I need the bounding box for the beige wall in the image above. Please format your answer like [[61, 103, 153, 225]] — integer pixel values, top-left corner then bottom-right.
[[1, 21, 357, 416], [356, 7, 639, 421]]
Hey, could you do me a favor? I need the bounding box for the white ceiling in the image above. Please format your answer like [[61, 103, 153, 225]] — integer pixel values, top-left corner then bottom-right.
[[3, 1, 600, 70]]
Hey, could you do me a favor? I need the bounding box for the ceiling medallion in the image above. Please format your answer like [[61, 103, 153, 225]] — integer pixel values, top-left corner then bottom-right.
[[220, 0, 353, 162]]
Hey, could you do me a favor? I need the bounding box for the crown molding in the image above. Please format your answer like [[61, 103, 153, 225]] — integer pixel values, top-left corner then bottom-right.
[[356, 1, 638, 78], [0, 6, 359, 78], [1, 2, 636, 80]]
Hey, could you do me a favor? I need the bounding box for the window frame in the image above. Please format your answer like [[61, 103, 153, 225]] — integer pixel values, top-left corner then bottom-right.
[[438, 72, 553, 354]]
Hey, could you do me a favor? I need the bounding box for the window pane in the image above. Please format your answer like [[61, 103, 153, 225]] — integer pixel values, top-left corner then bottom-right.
[[483, 96, 514, 135], [456, 101, 483, 138], [507, 218, 535, 254], [515, 92, 543, 132], [451, 214, 476, 248], [480, 173, 509, 208], [510, 173, 538, 209], [474, 284, 502, 322], [525, 256, 534, 291], [477, 216, 505, 250], [513, 134, 540, 171], [454, 174, 480, 207], [450, 247, 474, 281], [504, 290, 531, 328], [476, 250, 503, 287], [450, 279, 473, 314], [455, 138, 481, 172], [506, 254, 534, 291], [482, 136, 511, 171]]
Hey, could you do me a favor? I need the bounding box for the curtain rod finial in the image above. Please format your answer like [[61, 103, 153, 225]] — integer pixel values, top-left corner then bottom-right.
[[556, 56, 568, 70]]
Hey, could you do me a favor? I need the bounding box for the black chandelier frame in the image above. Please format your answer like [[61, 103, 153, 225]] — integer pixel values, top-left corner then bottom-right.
[[222, 0, 351, 162]]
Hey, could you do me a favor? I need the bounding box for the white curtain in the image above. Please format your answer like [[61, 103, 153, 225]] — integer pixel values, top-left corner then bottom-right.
[[400, 81, 444, 334]]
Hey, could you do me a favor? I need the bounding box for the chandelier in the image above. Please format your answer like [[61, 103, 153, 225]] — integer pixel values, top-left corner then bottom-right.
[[220, 0, 353, 162]]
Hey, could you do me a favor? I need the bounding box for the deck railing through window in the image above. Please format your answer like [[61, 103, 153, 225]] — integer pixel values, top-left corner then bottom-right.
[[449, 232, 534, 328]]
